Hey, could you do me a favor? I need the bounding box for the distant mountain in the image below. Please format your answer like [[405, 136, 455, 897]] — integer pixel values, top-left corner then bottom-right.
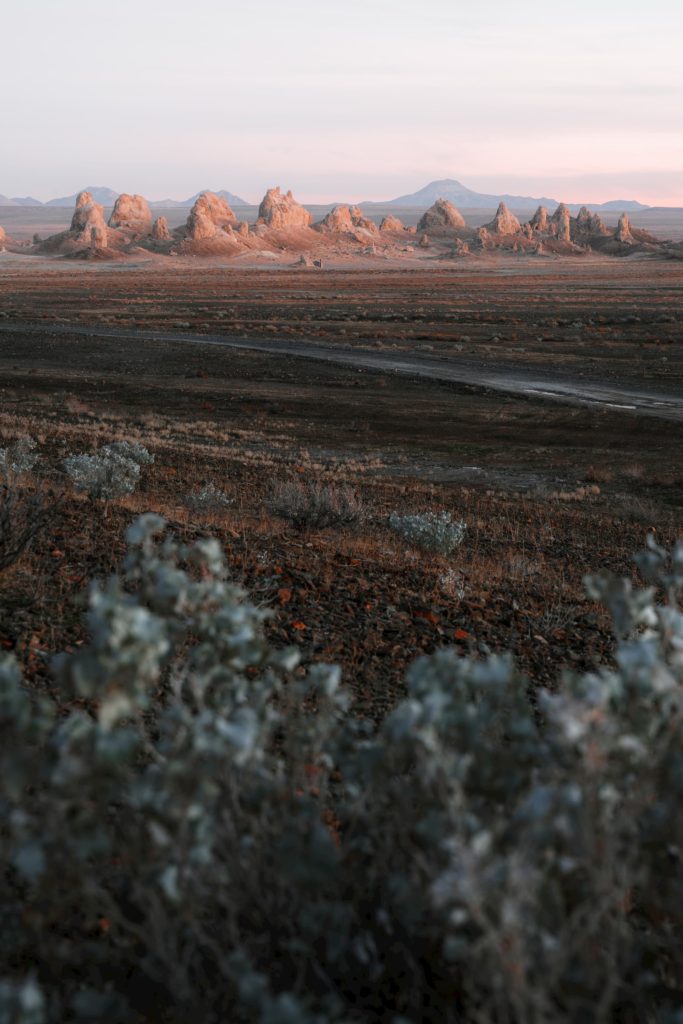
[[596, 199, 650, 211], [23, 186, 249, 208], [363, 179, 558, 210], [362, 178, 650, 213], [45, 187, 120, 207], [0, 194, 43, 206], [149, 189, 249, 208]]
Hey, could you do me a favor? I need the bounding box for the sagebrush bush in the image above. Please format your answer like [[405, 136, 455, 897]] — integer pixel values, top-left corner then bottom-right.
[[0, 520, 682, 1023], [268, 478, 363, 530], [63, 443, 153, 503], [186, 482, 233, 514], [389, 509, 466, 555], [0, 437, 38, 480], [101, 441, 155, 467]]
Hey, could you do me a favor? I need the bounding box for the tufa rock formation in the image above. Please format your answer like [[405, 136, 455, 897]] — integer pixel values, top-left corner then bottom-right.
[[472, 227, 493, 251], [379, 215, 405, 233], [574, 206, 608, 238], [0, 225, 5, 248], [108, 194, 152, 235], [186, 191, 236, 240], [417, 198, 466, 233], [151, 217, 171, 241], [615, 213, 635, 244], [70, 191, 109, 248], [32, 191, 114, 257], [257, 187, 312, 229], [485, 202, 521, 236], [530, 206, 549, 232], [550, 203, 572, 242], [451, 238, 470, 257], [318, 205, 377, 234]]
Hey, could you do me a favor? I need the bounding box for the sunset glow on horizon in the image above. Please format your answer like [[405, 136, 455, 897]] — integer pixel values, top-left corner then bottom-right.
[[3, 0, 683, 206]]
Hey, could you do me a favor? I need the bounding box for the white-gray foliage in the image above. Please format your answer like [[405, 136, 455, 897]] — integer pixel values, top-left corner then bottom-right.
[[0, 522, 681, 1022], [389, 509, 466, 555], [63, 442, 153, 502], [0, 437, 38, 480], [101, 441, 155, 467], [187, 483, 233, 514]]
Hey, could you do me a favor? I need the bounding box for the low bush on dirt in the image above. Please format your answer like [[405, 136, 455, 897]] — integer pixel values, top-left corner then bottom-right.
[[0, 438, 38, 480], [186, 482, 233, 514], [0, 438, 47, 575], [268, 478, 364, 531], [63, 443, 154, 503], [1, 517, 681, 1023], [0, 486, 47, 574], [389, 509, 466, 555]]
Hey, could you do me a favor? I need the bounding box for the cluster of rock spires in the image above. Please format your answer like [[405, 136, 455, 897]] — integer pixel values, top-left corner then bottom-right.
[[410, 198, 664, 257], [0, 188, 675, 261]]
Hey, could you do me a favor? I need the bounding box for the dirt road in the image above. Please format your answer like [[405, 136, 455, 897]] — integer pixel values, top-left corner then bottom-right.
[[1, 321, 682, 422]]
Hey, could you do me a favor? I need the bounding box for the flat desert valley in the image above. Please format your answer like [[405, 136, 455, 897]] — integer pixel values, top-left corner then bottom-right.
[[1, 234, 681, 714]]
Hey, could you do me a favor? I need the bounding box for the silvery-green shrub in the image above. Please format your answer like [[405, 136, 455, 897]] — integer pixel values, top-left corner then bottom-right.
[[0, 521, 681, 1022], [64, 443, 153, 502], [0, 437, 38, 480], [101, 441, 154, 467], [389, 509, 466, 555], [187, 483, 233, 514]]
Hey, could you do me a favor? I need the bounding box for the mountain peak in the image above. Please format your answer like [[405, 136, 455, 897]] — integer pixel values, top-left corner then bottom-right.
[[361, 179, 650, 213]]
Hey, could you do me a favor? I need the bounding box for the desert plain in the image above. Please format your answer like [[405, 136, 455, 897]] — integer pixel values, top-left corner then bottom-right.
[[1, 197, 681, 715]]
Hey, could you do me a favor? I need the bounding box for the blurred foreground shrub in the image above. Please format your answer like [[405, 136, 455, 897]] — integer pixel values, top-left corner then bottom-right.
[[0, 520, 681, 1023]]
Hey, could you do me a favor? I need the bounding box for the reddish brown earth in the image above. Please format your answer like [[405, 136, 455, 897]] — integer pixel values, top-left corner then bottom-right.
[[0, 259, 680, 718]]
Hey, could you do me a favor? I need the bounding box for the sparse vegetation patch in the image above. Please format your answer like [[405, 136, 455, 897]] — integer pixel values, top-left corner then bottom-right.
[[389, 509, 466, 555]]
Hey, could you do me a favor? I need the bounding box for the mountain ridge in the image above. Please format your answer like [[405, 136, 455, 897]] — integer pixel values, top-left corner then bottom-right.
[[12, 187, 251, 208], [360, 178, 650, 213], [0, 179, 653, 212]]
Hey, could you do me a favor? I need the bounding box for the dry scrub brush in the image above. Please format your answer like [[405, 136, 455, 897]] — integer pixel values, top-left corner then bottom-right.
[[268, 478, 364, 531], [0, 486, 47, 575], [0, 438, 47, 574]]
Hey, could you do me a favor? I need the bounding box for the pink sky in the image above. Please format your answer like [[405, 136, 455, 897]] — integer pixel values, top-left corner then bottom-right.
[[3, 0, 682, 206]]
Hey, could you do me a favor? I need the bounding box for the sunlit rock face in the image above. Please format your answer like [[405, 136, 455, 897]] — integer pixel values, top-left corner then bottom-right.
[[318, 205, 378, 234], [186, 191, 237, 240], [574, 206, 608, 238], [485, 202, 521, 236], [615, 213, 636, 244], [70, 191, 108, 247], [417, 198, 466, 232], [530, 206, 549, 232], [257, 187, 312, 229], [108, 194, 153, 235], [379, 215, 405, 232], [151, 216, 171, 241], [551, 203, 572, 242]]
